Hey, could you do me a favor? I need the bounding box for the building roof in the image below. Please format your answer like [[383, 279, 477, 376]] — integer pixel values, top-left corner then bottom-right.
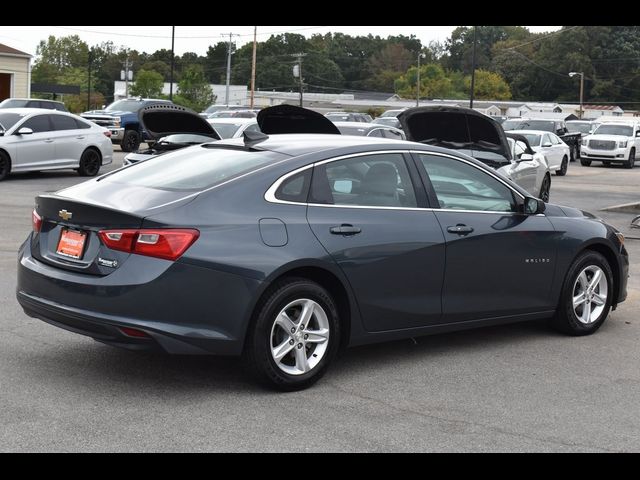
[[583, 105, 623, 111], [0, 43, 31, 58]]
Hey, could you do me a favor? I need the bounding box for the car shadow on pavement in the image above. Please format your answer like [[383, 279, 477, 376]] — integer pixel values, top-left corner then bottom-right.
[[17, 319, 564, 394]]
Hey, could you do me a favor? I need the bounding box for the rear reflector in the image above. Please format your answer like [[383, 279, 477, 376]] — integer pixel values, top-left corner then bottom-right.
[[119, 327, 150, 338], [32, 209, 42, 233], [98, 228, 199, 261], [103, 130, 112, 138]]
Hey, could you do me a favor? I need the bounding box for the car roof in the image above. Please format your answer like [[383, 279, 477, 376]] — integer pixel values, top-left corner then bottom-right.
[[210, 133, 413, 156], [0, 107, 70, 115]]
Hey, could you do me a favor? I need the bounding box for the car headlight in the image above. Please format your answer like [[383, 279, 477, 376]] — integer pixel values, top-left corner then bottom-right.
[[113, 117, 121, 128], [619, 140, 627, 148], [581, 138, 587, 146]]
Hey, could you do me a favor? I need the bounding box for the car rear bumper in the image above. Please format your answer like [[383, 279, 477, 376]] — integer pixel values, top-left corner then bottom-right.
[[17, 239, 261, 356]]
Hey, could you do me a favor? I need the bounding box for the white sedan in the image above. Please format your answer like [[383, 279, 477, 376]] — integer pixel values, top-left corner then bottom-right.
[[0, 108, 113, 181], [206, 117, 260, 139], [516, 129, 571, 176]]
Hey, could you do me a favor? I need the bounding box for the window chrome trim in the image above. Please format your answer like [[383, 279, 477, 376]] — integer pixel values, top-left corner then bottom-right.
[[264, 149, 527, 213]]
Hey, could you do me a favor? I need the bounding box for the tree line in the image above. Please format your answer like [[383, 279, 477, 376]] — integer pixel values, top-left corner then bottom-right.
[[31, 26, 640, 113]]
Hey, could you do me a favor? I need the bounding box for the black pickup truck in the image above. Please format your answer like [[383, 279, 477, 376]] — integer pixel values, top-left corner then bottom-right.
[[501, 118, 582, 161]]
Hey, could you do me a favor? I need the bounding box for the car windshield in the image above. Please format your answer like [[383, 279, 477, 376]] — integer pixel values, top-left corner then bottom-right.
[[208, 122, 244, 139], [105, 100, 149, 112], [0, 112, 27, 131], [521, 133, 542, 146], [501, 120, 522, 131], [104, 147, 284, 191], [373, 118, 399, 127], [0, 99, 28, 108], [337, 126, 368, 136], [593, 124, 633, 136], [325, 114, 351, 122], [567, 122, 592, 134], [517, 120, 555, 132]]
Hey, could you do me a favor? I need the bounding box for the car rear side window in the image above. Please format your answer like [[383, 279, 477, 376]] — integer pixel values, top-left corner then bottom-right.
[[275, 170, 311, 203], [74, 118, 91, 129], [51, 115, 78, 131], [105, 147, 284, 191], [419, 154, 517, 212], [310, 153, 417, 208]]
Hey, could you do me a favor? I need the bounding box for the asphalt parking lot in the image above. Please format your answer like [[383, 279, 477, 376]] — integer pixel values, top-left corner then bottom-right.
[[1, 150, 639, 452]]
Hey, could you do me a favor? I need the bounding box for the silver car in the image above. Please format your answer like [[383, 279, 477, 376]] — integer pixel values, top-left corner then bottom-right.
[[0, 108, 113, 181]]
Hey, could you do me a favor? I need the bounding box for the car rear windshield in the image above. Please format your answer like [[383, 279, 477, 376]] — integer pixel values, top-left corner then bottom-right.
[[517, 120, 555, 132], [0, 112, 26, 131], [0, 99, 28, 108], [105, 146, 284, 191], [208, 122, 244, 139]]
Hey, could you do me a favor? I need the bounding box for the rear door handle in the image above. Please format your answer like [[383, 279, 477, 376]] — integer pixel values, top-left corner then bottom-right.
[[447, 224, 474, 235], [330, 224, 362, 236], [76, 136, 85, 140], [44, 139, 54, 143]]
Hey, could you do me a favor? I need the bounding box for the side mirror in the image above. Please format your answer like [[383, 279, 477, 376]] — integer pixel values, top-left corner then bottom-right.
[[517, 153, 534, 163], [542, 142, 552, 148], [17, 127, 33, 135], [524, 196, 546, 215]]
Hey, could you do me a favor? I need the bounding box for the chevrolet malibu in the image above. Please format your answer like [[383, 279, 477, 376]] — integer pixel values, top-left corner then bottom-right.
[[17, 134, 629, 390]]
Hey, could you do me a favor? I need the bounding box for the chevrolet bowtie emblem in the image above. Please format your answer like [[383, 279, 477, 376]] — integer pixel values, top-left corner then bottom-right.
[[58, 209, 73, 221]]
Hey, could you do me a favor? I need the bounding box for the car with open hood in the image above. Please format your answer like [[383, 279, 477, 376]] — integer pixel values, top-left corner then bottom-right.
[[123, 104, 221, 166], [398, 106, 550, 199]]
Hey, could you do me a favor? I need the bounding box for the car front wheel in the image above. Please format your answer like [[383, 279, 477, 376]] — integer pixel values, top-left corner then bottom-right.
[[625, 148, 635, 169], [120, 130, 141, 152], [556, 156, 568, 176], [0, 151, 10, 181], [245, 278, 340, 391], [78, 149, 101, 176], [550, 251, 613, 336], [538, 174, 551, 202]]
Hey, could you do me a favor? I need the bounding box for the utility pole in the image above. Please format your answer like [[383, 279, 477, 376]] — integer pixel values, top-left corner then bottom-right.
[[290, 53, 307, 107], [222, 33, 239, 106], [169, 26, 175, 101], [416, 52, 421, 107], [470, 25, 478, 109], [121, 57, 132, 98], [250, 26, 257, 109], [87, 48, 93, 111]]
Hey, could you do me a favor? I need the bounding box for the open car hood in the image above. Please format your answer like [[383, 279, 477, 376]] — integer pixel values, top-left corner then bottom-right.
[[257, 105, 340, 135], [139, 104, 220, 140], [397, 106, 512, 164], [504, 132, 535, 155]]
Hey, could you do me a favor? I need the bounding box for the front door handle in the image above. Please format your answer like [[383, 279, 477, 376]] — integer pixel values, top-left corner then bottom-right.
[[447, 224, 474, 235], [76, 136, 86, 140], [44, 139, 54, 143], [330, 224, 362, 236]]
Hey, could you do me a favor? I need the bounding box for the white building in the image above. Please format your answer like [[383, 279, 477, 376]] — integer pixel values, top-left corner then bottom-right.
[[114, 81, 248, 105], [0, 43, 31, 101]]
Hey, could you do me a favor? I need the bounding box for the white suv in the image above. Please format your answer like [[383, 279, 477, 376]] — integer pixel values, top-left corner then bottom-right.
[[580, 120, 640, 168]]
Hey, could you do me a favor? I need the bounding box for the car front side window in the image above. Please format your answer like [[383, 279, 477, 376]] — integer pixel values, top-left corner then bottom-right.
[[419, 154, 517, 213], [20, 115, 52, 133]]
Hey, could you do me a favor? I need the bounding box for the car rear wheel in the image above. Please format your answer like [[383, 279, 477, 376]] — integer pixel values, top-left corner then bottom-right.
[[538, 174, 551, 202], [121, 130, 141, 152], [550, 251, 613, 336], [625, 148, 635, 169], [245, 278, 340, 391], [0, 151, 10, 181], [580, 159, 592, 167], [556, 156, 568, 176], [78, 149, 101, 176]]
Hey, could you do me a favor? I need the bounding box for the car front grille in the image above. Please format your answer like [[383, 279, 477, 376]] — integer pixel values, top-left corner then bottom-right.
[[589, 140, 616, 150]]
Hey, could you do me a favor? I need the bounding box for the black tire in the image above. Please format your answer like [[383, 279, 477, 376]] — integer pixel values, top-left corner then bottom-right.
[[550, 251, 613, 336], [538, 174, 551, 202], [120, 129, 141, 152], [0, 150, 10, 181], [625, 148, 635, 169], [580, 159, 592, 167], [244, 278, 341, 391], [78, 149, 101, 177], [556, 156, 568, 176]]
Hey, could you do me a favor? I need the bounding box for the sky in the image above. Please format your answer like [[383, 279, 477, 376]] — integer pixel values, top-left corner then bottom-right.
[[0, 26, 563, 57]]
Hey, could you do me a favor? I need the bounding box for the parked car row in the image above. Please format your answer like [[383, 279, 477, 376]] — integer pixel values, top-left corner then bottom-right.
[[16, 103, 629, 391]]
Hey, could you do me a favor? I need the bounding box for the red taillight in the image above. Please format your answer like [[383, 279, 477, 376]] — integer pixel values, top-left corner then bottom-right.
[[98, 229, 199, 261], [103, 130, 112, 138], [32, 209, 42, 233], [119, 327, 150, 338]]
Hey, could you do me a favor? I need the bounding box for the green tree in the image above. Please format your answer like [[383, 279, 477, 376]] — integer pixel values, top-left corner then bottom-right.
[[394, 63, 454, 99], [130, 69, 164, 98], [176, 65, 216, 111], [466, 69, 511, 100]]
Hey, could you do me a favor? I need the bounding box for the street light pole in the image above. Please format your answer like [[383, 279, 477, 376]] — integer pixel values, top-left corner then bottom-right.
[[169, 26, 175, 101], [569, 72, 584, 119], [416, 52, 421, 107], [470, 25, 477, 109]]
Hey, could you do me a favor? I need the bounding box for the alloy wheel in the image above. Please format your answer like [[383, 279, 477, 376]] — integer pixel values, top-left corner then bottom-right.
[[572, 265, 608, 324]]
